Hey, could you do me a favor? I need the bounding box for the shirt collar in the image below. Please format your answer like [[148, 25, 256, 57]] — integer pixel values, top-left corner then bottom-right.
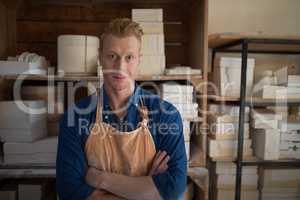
[[100, 82, 142, 110]]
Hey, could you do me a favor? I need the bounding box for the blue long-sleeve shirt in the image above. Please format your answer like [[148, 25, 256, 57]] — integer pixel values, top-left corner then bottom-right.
[[56, 84, 187, 200]]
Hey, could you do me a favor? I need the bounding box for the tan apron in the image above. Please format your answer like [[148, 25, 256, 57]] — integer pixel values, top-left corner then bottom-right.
[[85, 94, 156, 176]]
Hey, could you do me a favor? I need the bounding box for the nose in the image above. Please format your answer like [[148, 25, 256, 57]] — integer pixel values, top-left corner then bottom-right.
[[115, 57, 126, 71]]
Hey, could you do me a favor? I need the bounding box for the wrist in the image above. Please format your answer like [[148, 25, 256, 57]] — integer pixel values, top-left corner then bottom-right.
[[96, 170, 106, 189]]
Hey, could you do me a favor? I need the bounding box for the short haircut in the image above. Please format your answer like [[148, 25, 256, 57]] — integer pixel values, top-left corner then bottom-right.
[[100, 18, 143, 51]]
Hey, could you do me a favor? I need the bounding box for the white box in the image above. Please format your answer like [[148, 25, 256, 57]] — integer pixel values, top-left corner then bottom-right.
[[217, 174, 258, 189], [4, 137, 58, 164], [254, 75, 277, 89], [251, 108, 283, 120], [261, 85, 300, 99], [4, 137, 58, 155], [209, 104, 250, 116], [139, 22, 164, 34], [183, 121, 190, 141], [58, 35, 99, 75], [251, 118, 278, 129], [162, 93, 193, 105], [0, 101, 47, 129], [209, 139, 253, 158], [183, 129, 190, 142], [260, 191, 300, 200], [183, 120, 190, 131], [217, 189, 258, 200], [179, 110, 198, 119], [211, 123, 250, 140], [208, 114, 239, 123], [281, 131, 300, 141], [185, 141, 190, 160], [161, 84, 193, 94], [260, 85, 284, 99], [280, 149, 300, 159], [252, 129, 280, 160], [260, 188, 300, 199], [141, 34, 165, 55], [138, 55, 165, 75], [165, 66, 201, 76], [280, 141, 300, 151], [4, 153, 57, 164], [0, 61, 47, 75], [216, 162, 257, 175], [214, 57, 255, 97], [0, 125, 47, 143], [132, 9, 163, 22], [212, 122, 249, 134], [260, 169, 300, 188], [278, 75, 300, 87], [275, 66, 299, 86], [279, 120, 300, 132], [172, 103, 198, 112]]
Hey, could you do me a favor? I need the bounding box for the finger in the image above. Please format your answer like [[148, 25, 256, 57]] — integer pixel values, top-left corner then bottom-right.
[[154, 155, 170, 174], [148, 151, 163, 175], [148, 151, 161, 175], [152, 151, 167, 170], [150, 151, 168, 174], [152, 163, 168, 176], [159, 164, 168, 174], [159, 155, 170, 169], [86, 168, 101, 188], [153, 150, 161, 161]]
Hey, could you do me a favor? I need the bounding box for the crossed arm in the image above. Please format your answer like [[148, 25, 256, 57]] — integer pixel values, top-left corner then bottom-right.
[[86, 151, 170, 200], [57, 102, 186, 200]]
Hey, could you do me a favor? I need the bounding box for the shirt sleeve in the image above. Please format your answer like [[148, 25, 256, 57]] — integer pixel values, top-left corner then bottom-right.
[[56, 111, 95, 200], [152, 103, 188, 200]]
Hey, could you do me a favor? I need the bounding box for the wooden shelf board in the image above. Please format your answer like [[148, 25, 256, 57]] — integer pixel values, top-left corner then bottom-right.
[[1, 74, 203, 82], [208, 95, 300, 106], [241, 158, 300, 167], [211, 156, 257, 162], [0, 168, 56, 179], [184, 117, 203, 122], [0, 162, 56, 169], [208, 95, 240, 102], [136, 74, 203, 81], [209, 33, 300, 53], [188, 167, 208, 192], [189, 148, 206, 167], [0, 161, 56, 178], [246, 98, 300, 106]]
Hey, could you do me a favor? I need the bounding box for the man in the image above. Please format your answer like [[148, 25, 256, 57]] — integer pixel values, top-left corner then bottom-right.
[[56, 18, 187, 200]]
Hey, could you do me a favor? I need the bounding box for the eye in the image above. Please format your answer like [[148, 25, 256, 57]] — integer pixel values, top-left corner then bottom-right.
[[125, 55, 135, 62], [107, 54, 117, 60]]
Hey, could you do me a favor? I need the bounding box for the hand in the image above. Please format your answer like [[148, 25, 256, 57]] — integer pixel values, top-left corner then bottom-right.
[[87, 190, 127, 200], [85, 167, 104, 189], [148, 150, 170, 176], [86, 190, 107, 200]]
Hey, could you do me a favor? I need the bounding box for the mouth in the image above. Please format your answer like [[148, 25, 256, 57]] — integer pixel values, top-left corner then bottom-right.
[[111, 74, 126, 80]]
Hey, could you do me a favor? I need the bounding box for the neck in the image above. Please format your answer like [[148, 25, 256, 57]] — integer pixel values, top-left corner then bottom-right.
[[103, 83, 135, 112]]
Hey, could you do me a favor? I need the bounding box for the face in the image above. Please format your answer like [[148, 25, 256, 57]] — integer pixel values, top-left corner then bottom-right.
[[100, 34, 141, 92]]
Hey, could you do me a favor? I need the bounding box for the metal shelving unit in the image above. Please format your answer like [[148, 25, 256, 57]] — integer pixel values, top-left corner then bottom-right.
[[209, 33, 300, 200]]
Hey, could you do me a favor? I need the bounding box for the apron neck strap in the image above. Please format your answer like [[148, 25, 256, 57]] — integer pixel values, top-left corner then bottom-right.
[[138, 97, 149, 121], [95, 89, 103, 123]]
